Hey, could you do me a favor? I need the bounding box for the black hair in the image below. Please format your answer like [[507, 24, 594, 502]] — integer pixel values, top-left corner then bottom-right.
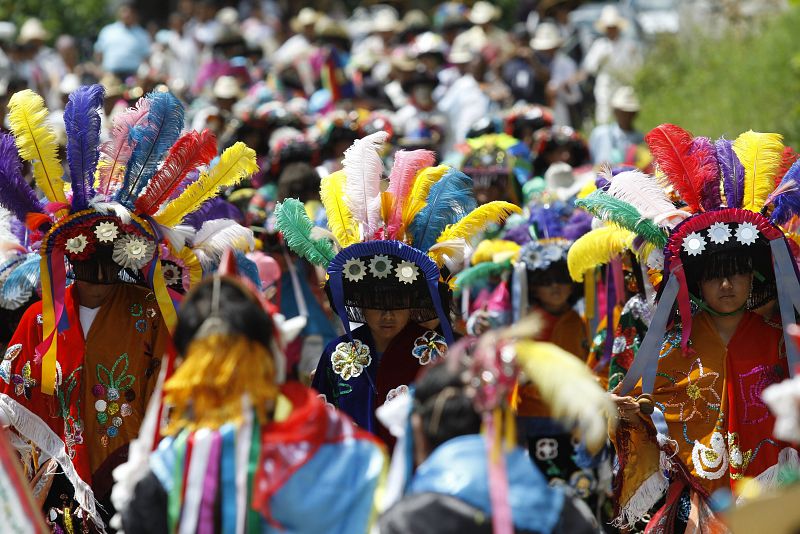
[[277, 162, 320, 202], [527, 260, 582, 307], [682, 240, 775, 309], [173, 277, 273, 355], [413, 363, 481, 449], [68, 245, 143, 285]]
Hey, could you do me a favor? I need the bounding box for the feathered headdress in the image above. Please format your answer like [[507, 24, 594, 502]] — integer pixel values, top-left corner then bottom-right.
[[0, 86, 258, 395], [275, 132, 521, 343], [613, 125, 800, 467]]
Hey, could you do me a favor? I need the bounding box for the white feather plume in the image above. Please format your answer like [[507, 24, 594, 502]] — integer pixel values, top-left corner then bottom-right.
[[607, 170, 689, 228], [342, 131, 389, 239], [158, 224, 195, 251], [191, 219, 255, 269], [310, 226, 340, 251], [88, 198, 132, 224]]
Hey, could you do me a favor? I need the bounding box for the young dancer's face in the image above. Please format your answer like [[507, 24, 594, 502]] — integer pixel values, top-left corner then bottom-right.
[[364, 308, 411, 348]]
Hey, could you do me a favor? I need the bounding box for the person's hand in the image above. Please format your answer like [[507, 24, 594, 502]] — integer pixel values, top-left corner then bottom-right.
[[610, 383, 644, 426]]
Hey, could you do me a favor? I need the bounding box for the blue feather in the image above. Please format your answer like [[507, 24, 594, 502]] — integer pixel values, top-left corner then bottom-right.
[[235, 251, 262, 290], [715, 138, 744, 209], [3, 253, 41, 304], [116, 91, 184, 207], [771, 159, 800, 225], [0, 132, 43, 221], [410, 168, 476, 251], [64, 84, 104, 210]]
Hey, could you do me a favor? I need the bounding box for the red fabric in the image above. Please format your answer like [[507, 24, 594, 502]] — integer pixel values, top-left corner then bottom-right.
[[252, 382, 382, 521]]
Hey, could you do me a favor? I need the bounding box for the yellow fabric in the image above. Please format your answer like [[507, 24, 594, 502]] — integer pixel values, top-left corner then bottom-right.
[[39, 254, 56, 395], [152, 257, 177, 332], [163, 334, 279, 434]]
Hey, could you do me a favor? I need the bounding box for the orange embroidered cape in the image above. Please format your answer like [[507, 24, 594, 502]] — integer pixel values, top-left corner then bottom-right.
[[0, 284, 168, 499], [615, 311, 796, 521]]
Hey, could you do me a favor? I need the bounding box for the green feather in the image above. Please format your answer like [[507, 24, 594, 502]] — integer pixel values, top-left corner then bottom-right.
[[576, 191, 668, 248], [453, 260, 512, 293], [275, 199, 335, 266]]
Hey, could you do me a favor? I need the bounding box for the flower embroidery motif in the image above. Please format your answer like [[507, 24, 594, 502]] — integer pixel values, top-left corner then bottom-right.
[[663, 358, 720, 423], [708, 222, 731, 244], [112, 235, 155, 269], [93, 353, 135, 446], [0, 343, 22, 383], [11, 361, 36, 399], [727, 432, 754, 479], [691, 431, 728, 480], [412, 331, 447, 365], [395, 261, 419, 284], [735, 223, 759, 245], [737, 365, 779, 425], [682, 232, 706, 256], [65, 234, 89, 255], [369, 255, 392, 279], [94, 221, 119, 243], [331, 340, 371, 380], [343, 258, 367, 282]]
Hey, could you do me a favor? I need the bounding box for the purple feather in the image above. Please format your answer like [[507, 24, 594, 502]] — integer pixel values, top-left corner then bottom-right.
[[563, 209, 593, 240], [503, 223, 533, 245], [529, 203, 565, 239], [10, 217, 26, 245], [771, 159, 800, 225], [715, 138, 744, 209], [690, 136, 721, 211], [183, 198, 244, 229], [0, 133, 43, 221], [168, 169, 201, 201], [595, 173, 611, 190], [64, 84, 104, 210]]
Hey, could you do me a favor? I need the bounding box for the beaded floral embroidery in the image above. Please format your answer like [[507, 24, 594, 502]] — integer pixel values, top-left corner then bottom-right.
[[93, 353, 136, 447], [331, 340, 371, 380], [737, 365, 781, 425], [386, 385, 409, 402], [412, 331, 447, 365], [691, 431, 728, 480], [0, 343, 22, 383], [56, 366, 83, 459], [11, 361, 36, 400], [662, 359, 721, 423]]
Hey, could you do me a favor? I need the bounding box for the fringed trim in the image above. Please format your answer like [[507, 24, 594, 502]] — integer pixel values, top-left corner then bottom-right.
[[0, 394, 106, 532], [657, 433, 678, 473], [736, 447, 800, 505], [612, 470, 669, 528]]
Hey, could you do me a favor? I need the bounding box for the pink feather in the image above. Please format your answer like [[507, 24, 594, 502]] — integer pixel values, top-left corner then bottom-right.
[[386, 149, 435, 239], [97, 99, 151, 197]]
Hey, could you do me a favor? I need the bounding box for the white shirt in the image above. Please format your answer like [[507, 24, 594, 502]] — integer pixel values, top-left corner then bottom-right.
[[79, 305, 101, 339]]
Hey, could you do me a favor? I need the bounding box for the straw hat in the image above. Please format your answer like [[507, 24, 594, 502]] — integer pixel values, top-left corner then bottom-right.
[[412, 32, 446, 57], [213, 76, 243, 100], [314, 16, 350, 41], [18, 18, 49, 44], [290, 8, 319, 33], [594, 6, 629, 33], [448, 45, 475, 64], [468, 1, 500, 25], [530, 22, 563, 51], [610, 86, 640, 112]]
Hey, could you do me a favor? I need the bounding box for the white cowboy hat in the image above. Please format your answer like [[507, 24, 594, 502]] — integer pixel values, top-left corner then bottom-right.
[[448, 45, 475, 64], [610, 86, 640, 112], [18, 18, 49, 44], [372, 9, 400, 33], [290, 8, 320, 33], [530, 22, 563, 51], [594, 6, 629, 33], [468, 1, 500, 25], [212, 76, 242, 100]]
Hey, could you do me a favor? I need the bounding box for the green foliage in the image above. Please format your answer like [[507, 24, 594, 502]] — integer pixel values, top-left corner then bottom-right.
[[635, 7, 800, 148], [0, 0, 112, 43]]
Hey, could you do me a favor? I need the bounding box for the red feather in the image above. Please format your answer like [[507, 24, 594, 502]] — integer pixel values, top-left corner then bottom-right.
[[135, 130, 218, 215], [776, 146, 800, 187], [645, 124, 717, 212]]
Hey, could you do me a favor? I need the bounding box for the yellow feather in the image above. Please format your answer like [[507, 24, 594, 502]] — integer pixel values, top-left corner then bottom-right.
[[320, 171, 359, 247], [733, 130, 784, 212], [515, 339, 616, 454], [155, 142, 258, 227], [8, 90, 66, 207], [469, 239, 521, 266], [381, 191, 393, 229], [435, 201, 520, 250], [567, 226, 636, 282], [400, 164, 449, 237]]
